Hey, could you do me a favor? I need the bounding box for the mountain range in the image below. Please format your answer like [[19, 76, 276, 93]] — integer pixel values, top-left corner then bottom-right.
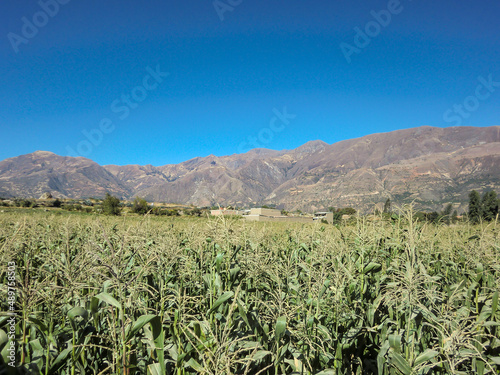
[[1, 126, 499, 212]]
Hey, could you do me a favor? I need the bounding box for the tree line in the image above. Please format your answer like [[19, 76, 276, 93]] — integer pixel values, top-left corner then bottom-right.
[[468, 190, 499, 223]]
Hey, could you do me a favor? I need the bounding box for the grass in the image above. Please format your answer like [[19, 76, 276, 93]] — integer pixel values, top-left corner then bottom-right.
[[0, 207, 499, 374]]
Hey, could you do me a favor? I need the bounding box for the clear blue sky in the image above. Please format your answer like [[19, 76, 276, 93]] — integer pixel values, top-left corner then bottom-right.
[[1, 0, 499, 166]]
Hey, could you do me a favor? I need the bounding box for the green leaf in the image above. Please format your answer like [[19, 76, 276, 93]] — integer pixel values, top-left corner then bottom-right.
[[363, 262, 382, 274], [185, 357, 204, 371], [126, 315, 164, 372], [90, 296, 100, 314], [476, 263, 484, 282], [482, 321, 500, 327], [148, 363, 163, 375], [275, 316, 287, 341], [48, 348, 72, 375], [95, 292, 122, 310], [29, 338, 44, 355], [319, 279, 331, 298], [237, 300, 251, 329], [229, 265, 241, 282], [389, 334, 402, 353], [0, 329, 8, 350], [27, 317, 49, 335], [414, 349, 439, 366], [389, 351, 411, 375], [67, 307, 88, 331], [126, 315, 160, 342], [489, 357, 500, 365], [215, 252, 224, 272], [252, 350, 272, 361], [315, 370, 336, 375], [378, 341, 390, 374], [491, 291, 499, 317], [209, 291, 234, 313]]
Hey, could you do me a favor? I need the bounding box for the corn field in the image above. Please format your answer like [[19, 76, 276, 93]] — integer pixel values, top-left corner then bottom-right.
[[0, 208, 499, 374]]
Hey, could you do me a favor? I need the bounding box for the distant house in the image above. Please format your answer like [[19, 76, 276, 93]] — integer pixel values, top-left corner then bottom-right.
[[210, 209, 243, 216], [313, 212, 334, 224], [244, 208, 312, 223], [249, 208, 282, 216]]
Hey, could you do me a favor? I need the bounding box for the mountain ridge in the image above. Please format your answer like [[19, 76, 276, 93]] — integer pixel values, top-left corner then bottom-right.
[[1, 126, 499, 212]]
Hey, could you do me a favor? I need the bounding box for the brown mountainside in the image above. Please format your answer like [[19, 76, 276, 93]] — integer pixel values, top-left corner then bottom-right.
[[1, 126, 499, 212]]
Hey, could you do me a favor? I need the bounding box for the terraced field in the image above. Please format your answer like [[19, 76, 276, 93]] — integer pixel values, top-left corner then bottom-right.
[[1, 209, 499, 374]]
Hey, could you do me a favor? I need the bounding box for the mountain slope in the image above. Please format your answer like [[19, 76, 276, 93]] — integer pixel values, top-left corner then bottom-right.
[[0, 151, 130, 199], [264, 126, 500, 211], [1, 126, 499, 212]]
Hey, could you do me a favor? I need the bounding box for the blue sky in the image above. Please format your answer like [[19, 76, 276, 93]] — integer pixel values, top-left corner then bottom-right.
[[1, 0, 499, 166]]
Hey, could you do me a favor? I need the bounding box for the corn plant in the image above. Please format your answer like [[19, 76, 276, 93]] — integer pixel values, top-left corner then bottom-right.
[[0, 208, 499, 374]]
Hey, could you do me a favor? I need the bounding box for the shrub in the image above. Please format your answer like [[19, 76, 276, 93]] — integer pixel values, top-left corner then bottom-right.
[[14, 198, 37, 208], [132, 197, 149, 215], [102, 193, 121, 216], [151, 207, 165, 216], [186, 208, 203, 217], [165, 209, 179, 216]]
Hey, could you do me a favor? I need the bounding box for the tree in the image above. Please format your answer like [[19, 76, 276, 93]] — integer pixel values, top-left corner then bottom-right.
[[442, 203, 453, 217], [383, 198, 391, 214], [426, 211, 440, 224], [442, 203, 453, 225], [166, 209, 179, 216], [102, 193, 121, 216], [468, 190, 482, 223], [187, 207, 203, 217], [332, 211, 343, 224], [340, 207, 356, 216], [132, 197, 149, 215], [481, 191, 499, 221]]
